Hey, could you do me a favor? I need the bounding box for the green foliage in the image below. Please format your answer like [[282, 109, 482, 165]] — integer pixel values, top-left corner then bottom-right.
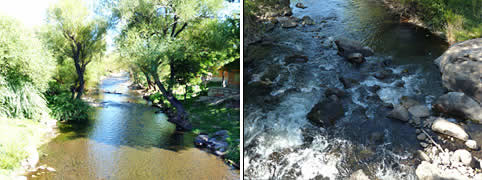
[[0, 15, 55, 121], [45, 85, 92, 122]]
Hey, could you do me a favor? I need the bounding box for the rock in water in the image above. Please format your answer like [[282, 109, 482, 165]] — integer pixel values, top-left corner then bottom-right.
[[285, 55, 309, 65], [417, 150, 431, 162], [349, 169, 369, 180], [346, 53, 365, 64], [307, 96, 344, 127], [434, 38, 482, 103], [295, 2, 307, 9], [431, 117, 469, 141], [432, 92, 482, 123], [194, 134, 209, 147], [408, 105, 430, 118], [387, 105, 410, 122], [335, 38, 374, 59], [301, 16, 315, 25], [416, 161, 438, 180], [277, 17, 298, 28]]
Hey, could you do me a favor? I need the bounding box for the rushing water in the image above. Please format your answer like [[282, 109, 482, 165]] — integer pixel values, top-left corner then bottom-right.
[[244, 0, 449, 179], [28, 73, 238, 180]]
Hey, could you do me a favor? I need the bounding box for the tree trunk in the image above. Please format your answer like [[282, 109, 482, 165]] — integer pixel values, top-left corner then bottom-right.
[[143, 71, 153, 90], [152, 74, 192, 131], [73, 55, 85, 100], [75, 71, 85, 100], [184, 84, 187, 100]]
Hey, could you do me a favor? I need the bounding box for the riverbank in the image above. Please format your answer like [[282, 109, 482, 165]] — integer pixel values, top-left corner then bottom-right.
[[380, 0, 481, 43], [0, 117, 57, 179]]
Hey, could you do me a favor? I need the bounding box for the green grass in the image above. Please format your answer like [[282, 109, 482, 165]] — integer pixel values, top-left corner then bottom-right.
[[0, 117, 47, 176]]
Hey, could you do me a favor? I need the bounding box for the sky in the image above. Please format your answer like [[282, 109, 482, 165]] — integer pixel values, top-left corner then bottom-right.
[[0, 0, 58, 27]]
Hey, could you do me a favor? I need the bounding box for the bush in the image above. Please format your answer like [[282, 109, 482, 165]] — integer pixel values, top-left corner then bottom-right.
[[45, 90, 92, 123]]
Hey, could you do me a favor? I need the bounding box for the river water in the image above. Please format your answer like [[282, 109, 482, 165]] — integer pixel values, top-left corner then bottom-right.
[[28, 73, 238, 179], [244, 0, 450, 179]]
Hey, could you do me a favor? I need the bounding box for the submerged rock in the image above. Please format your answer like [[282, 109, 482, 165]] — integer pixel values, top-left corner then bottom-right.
[[307, 96, 345, 127], [285, 55, 309, 65], [346, 53, 365, 64], [431, 117, 469, 141], [387, 105, 410, 122], [432, 92, 482, 123], [301, 16, 315, 25], [434, 38, 482, 103]]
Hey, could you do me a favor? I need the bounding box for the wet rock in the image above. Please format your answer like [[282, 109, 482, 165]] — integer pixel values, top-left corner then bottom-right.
[[451, 149, 473, 166], [417, 150, 431, 162], [277, 17, 298, 28], [335, 38, 374, 59], [434, 38, 482, 103], [346, 53, 365, 64], [301, 16, 315, 25], [207, 138, 229, 154], [408, 105, 430, 118], [307, 96, 345, 127], [431, 117, 469, 141], [395, 81, 404, 88], [373, 69, 393, 80], [295, 2, 307, 9], [367, 85, 381, 93], [349, 169, 369, 180], [417, 133, 427, 141], [339, 74, 363, 89], [465, 140, 478, 150], [432, 92, 482, 123], [285, 55, 308, 65], [400, 96, 421, 109], [387, 105, 410, 122], [194, 134, 209, 147], [370, 131, 384, 144], [324, 87, 345, 98]]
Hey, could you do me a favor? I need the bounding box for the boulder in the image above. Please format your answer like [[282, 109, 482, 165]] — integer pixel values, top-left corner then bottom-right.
[[400, 96, 421, 109], [434, 38, 482, 103], [432, 92, 482, 123], [415, 161, 438, 180], [408, 105, 430, 118], [335, 39, 374, 60], [373, 69, 393, 79], [301, 16, 315, 25], [339, 74, 363, 89], [285, 55, 309, 65], [324, 87, 346, 98], [207, 138, 229, 155], [346, 53, 365, 64], [431, 117, 469, 141], [387, 105, 410, 122], [349, 169, 369, 180], [307, 96, 345, 127]]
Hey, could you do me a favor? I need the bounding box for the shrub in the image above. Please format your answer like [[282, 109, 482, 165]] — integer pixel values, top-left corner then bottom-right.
[[45, 91, 92, 123]]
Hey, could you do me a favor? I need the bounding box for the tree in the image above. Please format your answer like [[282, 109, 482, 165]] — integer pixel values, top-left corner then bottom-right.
[[114, 0, 224, 130], [44, 0, 108, 100]]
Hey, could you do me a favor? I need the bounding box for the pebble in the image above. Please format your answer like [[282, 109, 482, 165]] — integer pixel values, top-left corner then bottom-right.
[[465, 140, 478, 150], [420, 142, 429, 148], [417, 133, 427, 141], [415, 129, 421, 134]]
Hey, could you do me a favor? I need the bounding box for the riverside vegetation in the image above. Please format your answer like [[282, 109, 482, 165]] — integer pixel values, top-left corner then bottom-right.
[[0, 0, 239, 178]]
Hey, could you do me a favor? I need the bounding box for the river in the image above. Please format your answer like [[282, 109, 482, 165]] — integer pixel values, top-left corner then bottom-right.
[[28, 73, 239, 179], [244, 0, 453, 179]]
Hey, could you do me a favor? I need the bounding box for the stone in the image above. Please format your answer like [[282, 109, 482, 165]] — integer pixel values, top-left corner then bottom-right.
[[415, 129, 421, 134], [349, 169, 369, 180], [301, 16, 315, 25], [400, 96, 421, 109], [415, 161, 437, 179], [277, 17, 298, 28], [417, 133, 427, 141], [194, 134, 209, 147], [285, 55, 308, 65], [434, 38, 482, 103], [452, 149, 473, 166], [420, 142, 429, 148], [346, 53, 365, 64], [432, 92, 482, 123], [431, 117, 469, 141], [368, 85, 381, 93], [295, 2, 307, 9], [387, 105, 410, 122], [339, 74, 363, 89], [417, 150, 431, 162], [408, 105, 431, 118], [307, 97, 345, 127], [335, 38, 374, 58], [324, 88, 345, 98], [465, 140, 478, 150], [373, 69, 392, 80]]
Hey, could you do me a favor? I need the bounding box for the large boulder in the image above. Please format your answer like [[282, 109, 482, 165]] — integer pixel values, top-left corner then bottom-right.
[[434, 38, 482, 103], [432, 92, 482, 123], [307, 96, 345, 127], [335, 38, 374, 62], [431, 117, 469, 141]]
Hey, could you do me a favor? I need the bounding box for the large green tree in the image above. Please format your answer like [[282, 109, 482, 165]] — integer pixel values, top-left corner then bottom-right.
[[44, 0, 108, 100]]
